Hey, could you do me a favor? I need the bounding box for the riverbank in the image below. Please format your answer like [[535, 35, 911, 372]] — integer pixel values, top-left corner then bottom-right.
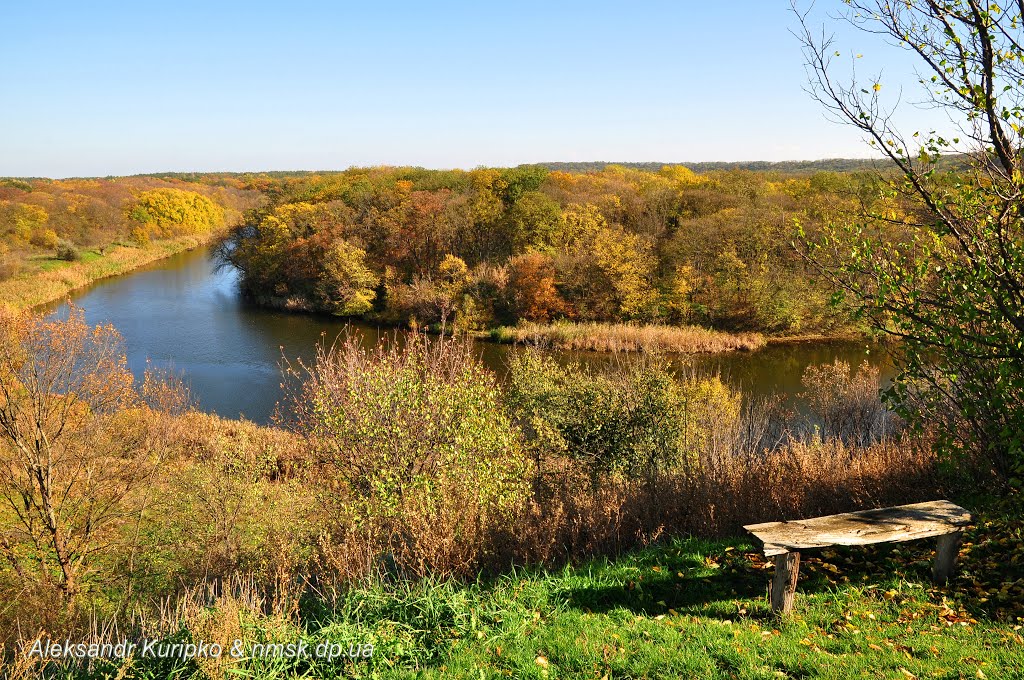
[[220, 296, 858, 356], [223, 298, 775, 355], [8, 309, 1016, 680], [0, 232, 220, 311]]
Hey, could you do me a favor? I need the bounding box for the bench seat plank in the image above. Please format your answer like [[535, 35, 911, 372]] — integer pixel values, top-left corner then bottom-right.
[[743, 500, 972, 557]]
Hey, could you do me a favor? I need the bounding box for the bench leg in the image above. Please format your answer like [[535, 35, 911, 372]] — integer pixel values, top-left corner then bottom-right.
[[932, 531, 963, 585], [771, 551, 800, 614]]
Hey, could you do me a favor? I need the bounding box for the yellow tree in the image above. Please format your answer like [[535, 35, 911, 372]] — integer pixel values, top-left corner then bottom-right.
[[555, 204, 659, 321], [314, 240, 379, 316], [0, 307, 153, 608], [126, 188, 224, 237], [592, 227, 659, 320]]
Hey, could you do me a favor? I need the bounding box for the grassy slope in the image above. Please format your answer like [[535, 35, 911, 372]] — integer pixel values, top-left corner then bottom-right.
[[0, 233, 218, 311], [65, 497, 1022, 680]]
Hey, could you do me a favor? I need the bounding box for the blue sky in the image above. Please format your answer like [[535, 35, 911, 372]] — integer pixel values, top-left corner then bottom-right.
[[0, 1, 942, 177]]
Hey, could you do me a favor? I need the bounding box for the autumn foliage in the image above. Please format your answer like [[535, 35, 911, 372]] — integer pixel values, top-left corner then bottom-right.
[[0, 175, 258, 285], [218, 165, 884, 332], [124, 187, 225, 238]]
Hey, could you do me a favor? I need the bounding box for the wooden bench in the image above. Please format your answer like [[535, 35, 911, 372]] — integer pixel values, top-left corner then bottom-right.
[[744, 500, 973, 614]]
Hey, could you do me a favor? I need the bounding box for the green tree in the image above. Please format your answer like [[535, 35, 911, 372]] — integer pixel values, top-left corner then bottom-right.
[[507, 191, 561, 253], [498, 164, 549, 206], [797, 1, 1024, 476]]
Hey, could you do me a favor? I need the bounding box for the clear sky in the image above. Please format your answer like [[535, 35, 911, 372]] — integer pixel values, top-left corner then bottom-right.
[[0, 1, 941, 177]]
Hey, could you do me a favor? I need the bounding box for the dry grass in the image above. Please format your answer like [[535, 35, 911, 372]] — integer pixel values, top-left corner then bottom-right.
[[0, 233, 216, 311], [303, 430, 944, 588], [476, 431, 942, 570], [164, 410, 306, 478], [1, 575, 297, 679], [802, 358, 896, 445], [492, 321, 766, 353]]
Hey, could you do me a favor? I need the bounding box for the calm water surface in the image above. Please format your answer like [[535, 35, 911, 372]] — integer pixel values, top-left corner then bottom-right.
[[46, 247, 893, 423]]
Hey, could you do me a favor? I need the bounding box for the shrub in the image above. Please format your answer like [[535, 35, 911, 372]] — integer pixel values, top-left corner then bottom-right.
[[54, 238, 81, 261], [505, 350, 741, 480], [286, 332, 532, 578], [130, 225, 150, 247], [29, 227, 59, 249], [0, 245, 19, 281], [383, 274, 446, 327], [801, 359, 896, 446], [135, 412, 315, 599], [383, 257, 498, 331]]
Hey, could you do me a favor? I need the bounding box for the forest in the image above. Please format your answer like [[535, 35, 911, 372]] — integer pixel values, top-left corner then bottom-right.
[[217, 164, 918, 340], [3, 164, 915, 344]]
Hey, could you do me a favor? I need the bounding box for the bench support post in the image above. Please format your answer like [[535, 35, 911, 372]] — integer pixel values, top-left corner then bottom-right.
[[771, 551, 800, 614], [932, 530, 962, 585]]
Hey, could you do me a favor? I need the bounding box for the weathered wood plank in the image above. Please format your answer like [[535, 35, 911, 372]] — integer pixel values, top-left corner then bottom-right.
[[932, 530, 963, 585], [770, 551, 800, 614], [743, 500, 972, 557]]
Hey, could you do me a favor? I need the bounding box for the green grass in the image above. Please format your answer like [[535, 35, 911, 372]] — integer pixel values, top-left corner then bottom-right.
[[26, 253, 72, 272], [23, 249, 104, 274], [318, 535, 1022, 679], [36, 498, 1023, 679]]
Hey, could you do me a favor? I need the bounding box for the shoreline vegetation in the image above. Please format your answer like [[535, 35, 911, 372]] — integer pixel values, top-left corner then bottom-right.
[[490, 321, 767, 353], [0, 231, 220, 311], [232, 297, 865, 355]]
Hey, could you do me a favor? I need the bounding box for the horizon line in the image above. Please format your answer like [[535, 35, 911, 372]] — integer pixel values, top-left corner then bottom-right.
[[2, 156, 900, 181]]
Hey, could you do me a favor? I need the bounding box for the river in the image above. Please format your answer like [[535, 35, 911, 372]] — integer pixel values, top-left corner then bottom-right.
[[44, 246, 893, 423]]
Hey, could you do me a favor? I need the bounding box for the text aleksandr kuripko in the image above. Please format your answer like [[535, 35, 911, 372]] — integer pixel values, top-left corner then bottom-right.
[[28, 638, 374, 661]]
